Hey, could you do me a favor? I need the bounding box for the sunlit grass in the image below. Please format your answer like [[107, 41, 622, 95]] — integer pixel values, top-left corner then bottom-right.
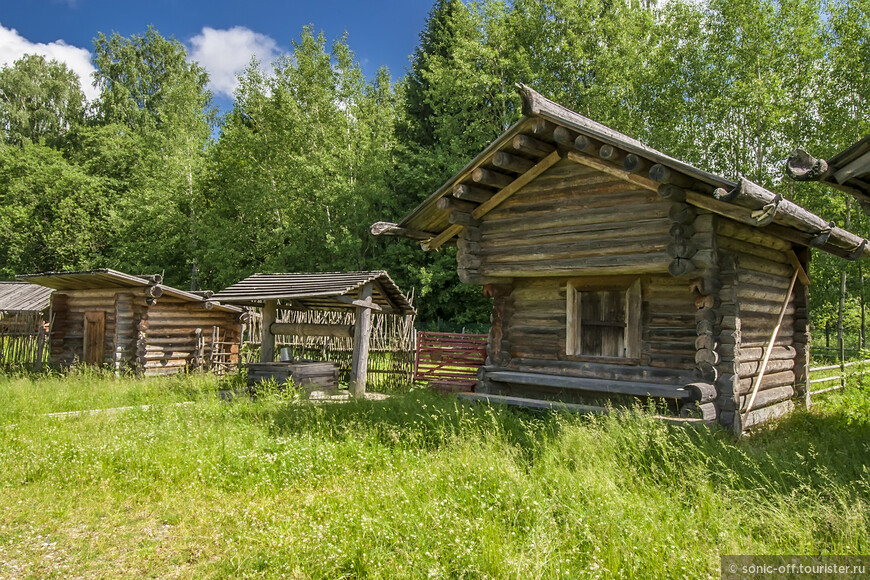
[[0, 371, 868, 578]]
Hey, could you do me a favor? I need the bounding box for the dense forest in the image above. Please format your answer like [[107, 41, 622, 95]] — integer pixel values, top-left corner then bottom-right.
[[0, 0, 868, 338]]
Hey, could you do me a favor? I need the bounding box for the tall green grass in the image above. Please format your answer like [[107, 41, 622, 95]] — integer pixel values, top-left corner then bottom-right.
[[0, 372, 868, 578]]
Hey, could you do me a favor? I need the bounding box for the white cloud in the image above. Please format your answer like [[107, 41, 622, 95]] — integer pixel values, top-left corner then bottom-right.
[[188, 26, 279, 99], [0, 23, 98, 101]]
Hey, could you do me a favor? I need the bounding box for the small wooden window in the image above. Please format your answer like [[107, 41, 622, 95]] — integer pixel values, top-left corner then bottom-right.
[[567, 279, 641, 359]]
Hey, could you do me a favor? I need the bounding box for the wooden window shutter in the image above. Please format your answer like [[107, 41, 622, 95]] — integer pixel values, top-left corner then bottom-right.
[[567, 279, 642, 359]]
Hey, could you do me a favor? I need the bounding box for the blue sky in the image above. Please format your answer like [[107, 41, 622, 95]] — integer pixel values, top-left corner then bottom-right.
[[0, 0, 433, 110]]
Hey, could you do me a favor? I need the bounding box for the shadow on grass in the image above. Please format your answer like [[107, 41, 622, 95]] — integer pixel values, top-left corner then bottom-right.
[[246, 388, 870, 502], [255, 389, 565, 458]]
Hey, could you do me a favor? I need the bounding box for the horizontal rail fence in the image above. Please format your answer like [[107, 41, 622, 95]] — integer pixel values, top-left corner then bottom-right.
[[0, 312, 50, 370], [414, 331, 488, 389], [242, 295, 416, 392], [808, 357, 870, 397]]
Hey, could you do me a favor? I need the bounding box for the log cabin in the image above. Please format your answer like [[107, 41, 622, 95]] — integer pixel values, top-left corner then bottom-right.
[[16, 269, 243, 376], [373, 85, 870, 434]]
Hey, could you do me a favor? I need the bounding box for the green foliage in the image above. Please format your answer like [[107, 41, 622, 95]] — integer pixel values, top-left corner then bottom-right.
[[0, 142, 112, 277], [197, 29, 397, 290], [0, 54, 85, 147], [90, 27, 214, 288], [1, 374, 869, 576]]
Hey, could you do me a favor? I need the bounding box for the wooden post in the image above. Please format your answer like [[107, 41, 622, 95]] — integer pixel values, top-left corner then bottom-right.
[[261, 299, 278, 363], [349, 282, 374, 398], [35, 324, 45, 371]]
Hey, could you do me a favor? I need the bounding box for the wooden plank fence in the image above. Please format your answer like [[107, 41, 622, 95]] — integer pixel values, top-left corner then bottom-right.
[[414, 331, 488, 389], [808, 358, 870, 397]]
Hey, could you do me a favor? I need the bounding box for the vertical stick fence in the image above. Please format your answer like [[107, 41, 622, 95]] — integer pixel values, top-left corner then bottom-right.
[[240, 292, 417, 392], [0, 312, 51, 370]]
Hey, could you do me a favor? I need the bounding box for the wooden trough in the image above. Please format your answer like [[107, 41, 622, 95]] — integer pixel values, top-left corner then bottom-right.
[[246, 361, 340, 393]]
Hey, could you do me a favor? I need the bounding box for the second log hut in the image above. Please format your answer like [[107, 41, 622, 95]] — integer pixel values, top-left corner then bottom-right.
[[17, 269, 243, 375], [373, 85, 870, 434]]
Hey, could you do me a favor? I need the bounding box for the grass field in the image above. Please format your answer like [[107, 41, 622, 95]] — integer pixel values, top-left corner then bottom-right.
[[0, 370, 868, 578]]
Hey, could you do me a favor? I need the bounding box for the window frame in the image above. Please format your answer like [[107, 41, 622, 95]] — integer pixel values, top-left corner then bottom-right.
[[566, 278, 642, 361]]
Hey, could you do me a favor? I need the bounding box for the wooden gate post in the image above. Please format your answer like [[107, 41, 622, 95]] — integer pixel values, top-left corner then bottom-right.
[[261, 299, 278, 363], [35, 323, 45, 371], [349, 283, 374, 398]]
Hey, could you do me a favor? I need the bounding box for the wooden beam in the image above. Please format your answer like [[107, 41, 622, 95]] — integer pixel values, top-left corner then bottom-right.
[[511, 134, 553, 157], [270, 322, 355, 338], [472, 150, 563, 219], [492, 151, 536, 174], [349, 282, 373, 398], [565, 150, 659, 191], [436, 197, 478, 213], [786, 251, 811, 286], [335, 295, 383, 311], [370, 221, 433, 241], [424, 224, 463, 251], [260, 299, 277, 363], [453, 184, 492, 203]]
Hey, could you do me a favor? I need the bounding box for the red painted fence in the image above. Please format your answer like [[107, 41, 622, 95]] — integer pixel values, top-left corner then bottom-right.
[[414, 331, 488, 389]]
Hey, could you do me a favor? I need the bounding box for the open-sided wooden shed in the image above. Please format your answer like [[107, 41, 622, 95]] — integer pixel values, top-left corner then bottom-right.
[[17, 269, 243, 375], [213, 271, 415, 396], [373, 86, 870, 433]]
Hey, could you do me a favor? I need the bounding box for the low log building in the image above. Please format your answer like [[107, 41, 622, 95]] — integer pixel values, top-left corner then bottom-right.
[[373, 86, 870, 433], [17, 269, 243, 376]]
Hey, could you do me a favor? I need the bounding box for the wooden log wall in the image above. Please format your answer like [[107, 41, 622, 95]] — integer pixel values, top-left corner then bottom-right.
[[139, 297, 241, 377], [48, 292, 68, 367], [661, 188, 722, 423], [479, 283, 514, 394], [479, 275, 696, 397], [792, 248, 811, 406], [48, 289, 119, 367], [113, 292, 135, 374], [456, 159, 673, 282], [46, 287, 241, 375], [715, 218, 803, 431]]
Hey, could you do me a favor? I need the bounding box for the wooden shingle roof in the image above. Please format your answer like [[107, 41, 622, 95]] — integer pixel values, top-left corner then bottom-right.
[[787, 135, 870, 211], [375, 85, 869, 261], [16, 269, 241, 314], [0, 282, 52, 314], [213, 271, 415, 315]]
